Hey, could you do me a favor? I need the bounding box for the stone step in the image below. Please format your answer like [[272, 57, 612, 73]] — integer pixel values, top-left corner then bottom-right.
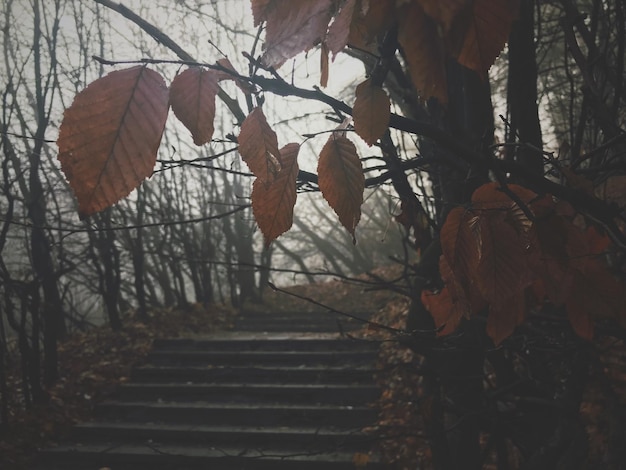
[[95, 401, 378, 428], [69, 422, 376, 451], [233, 323, 359, 333], [232, 314, 367, 333], [236, 311, 369, 320], [39, 443, 383, 470], [151, 337, 379, 352], [114, 382, 379, 405], [146, 349, 378, 367], [131, 364, 377, 384]]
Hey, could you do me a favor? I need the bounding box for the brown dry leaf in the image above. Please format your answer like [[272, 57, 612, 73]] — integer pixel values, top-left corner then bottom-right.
[[170, 67, 220, 146], [396, 2, 448, 103], [238, 107, 282, 184], [421, 287, 463, 336], [422, 253, 472, 337], [320, 41, 330, 87], [471, 181, 536, 207], [450, 0, 519, 78], [352, 78, 390, 146], [260, 0, 333, 68], [252, 143, 300, 246], [326, 0, 357, 58], [475, 212, 532, 307], [440, 206, 480, 296], [317, 134, 364, 242], [251, 0, 273, 25], [214, 57, 253, 94], [471, 182, 536, 245], [57, 66, 169, 217], [352, 0, 395, 45]]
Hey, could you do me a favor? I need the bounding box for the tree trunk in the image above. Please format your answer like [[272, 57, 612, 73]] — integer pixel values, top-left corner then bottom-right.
[[507, 0, 543, 177], [132, 186, 149, 321], [408, 60, 493, 470]]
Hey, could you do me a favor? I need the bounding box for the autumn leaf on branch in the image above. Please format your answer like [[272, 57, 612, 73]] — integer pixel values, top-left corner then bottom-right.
[[169, 60, 251, 145], [238, 107, 282, 184], [317, 133, 364, 242], [252, 143, 300, 246], [325, 0, 357, 59], [352, 78, 390, 146], [169, 67, 220, 146], [347, 0, 395, 50], [446, 207, 531, 345], [214, 57, 254, 95], [256, 0, 333, 68], [449, 0, 520, 79], [421, 287, 464, 336], [427, 181, 624, 343], [474, 201, 533, 313], [440, 206, 480, 298], [396, 1, 448, 103], [57, 66, 169, 217], [422, 252, 488, 337], [251, 0, 273, 26]]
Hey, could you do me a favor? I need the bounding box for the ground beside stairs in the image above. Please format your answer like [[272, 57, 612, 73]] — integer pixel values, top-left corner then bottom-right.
[[37, 308, 386, 469]]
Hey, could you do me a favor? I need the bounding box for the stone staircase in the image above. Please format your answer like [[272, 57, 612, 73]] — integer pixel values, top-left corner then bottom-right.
[[38, 309, 384, 469]]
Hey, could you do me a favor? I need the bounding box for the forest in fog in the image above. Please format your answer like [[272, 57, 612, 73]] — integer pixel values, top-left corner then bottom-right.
[[2, 0, 626, 468]]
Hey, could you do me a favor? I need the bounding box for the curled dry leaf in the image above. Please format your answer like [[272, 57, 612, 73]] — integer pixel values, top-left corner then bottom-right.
[[252, 143, 300, 246], [169, 67, 220, 146], [57, 66, 169, 217]]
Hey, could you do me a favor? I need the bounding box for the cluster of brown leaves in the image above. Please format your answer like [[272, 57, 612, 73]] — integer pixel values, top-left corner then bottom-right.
[[421, 182, 625, 345], [255, 0, 518, 103], [0, 304, 234, 470]]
